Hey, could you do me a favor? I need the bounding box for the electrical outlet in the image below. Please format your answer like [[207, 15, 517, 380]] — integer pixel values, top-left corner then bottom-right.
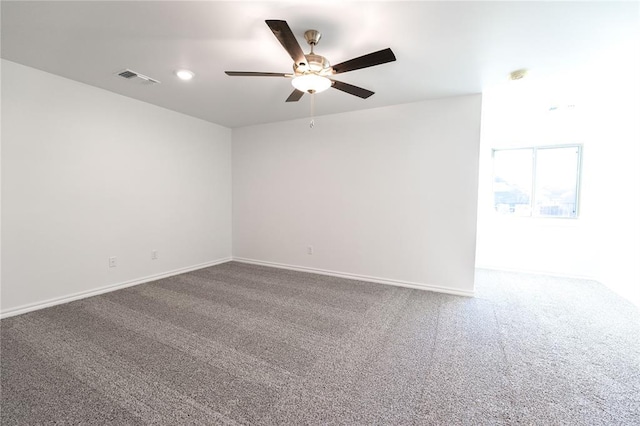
[[151, 250, 158, 260], [307, 246, 313, 255], [109, 256, 117, 268]]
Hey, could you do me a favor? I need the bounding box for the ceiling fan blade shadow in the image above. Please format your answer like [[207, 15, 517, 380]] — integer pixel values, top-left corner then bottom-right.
[[225, 71, 290, 77], [286, 89, 305, 102], [330, 80, 374, 99], [266, 20, 306, 66], [332, 48, 396, 74]]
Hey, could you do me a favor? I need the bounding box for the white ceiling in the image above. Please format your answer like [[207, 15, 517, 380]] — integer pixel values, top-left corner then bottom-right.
[[2, 1, 638, 128]]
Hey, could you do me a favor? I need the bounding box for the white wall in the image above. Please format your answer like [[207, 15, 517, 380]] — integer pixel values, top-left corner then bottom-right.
[[232, 95, 482, 295], [475, 80, 600, 278], [475, 39, 640, 305], [1, 60, 232, 314], [587, 43, 640, 305]]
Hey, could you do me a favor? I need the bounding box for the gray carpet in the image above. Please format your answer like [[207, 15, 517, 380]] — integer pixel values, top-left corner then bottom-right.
[[1, 262, 639, 425]]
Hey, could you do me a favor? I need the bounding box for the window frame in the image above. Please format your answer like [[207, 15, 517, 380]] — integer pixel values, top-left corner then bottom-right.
[[491, 144, 583, 219]]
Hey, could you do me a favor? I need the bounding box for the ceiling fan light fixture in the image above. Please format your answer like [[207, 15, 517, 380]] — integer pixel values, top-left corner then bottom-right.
[[292, 74, 331, 94], [225, 20, 396, 101]]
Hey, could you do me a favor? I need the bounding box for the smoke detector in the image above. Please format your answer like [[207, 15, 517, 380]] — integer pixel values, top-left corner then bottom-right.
[[116, 69, 160, 85], [509, 69, 528, 81]]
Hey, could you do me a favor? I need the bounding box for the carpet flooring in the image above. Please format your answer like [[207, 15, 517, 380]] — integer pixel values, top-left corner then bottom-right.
[[1, 262, 639, 425]]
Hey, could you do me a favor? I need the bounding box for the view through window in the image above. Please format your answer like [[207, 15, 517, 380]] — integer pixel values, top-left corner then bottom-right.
[[493, 145, 581, 218]]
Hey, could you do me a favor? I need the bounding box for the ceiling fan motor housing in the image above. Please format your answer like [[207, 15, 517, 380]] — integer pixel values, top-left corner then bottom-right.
[[292, 29, 332, 76], [295, 53, 332, 76]]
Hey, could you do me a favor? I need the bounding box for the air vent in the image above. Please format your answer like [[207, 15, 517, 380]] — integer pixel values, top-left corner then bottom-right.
[[116, 69, 160, 85], [118, 70, 137, 79]]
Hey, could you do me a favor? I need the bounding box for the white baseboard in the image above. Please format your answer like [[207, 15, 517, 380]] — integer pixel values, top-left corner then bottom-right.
[[232, 257, 475, 297], [1, 255, 474, 319], [475, 265, 598, 281], [0, 257, 233, 319]]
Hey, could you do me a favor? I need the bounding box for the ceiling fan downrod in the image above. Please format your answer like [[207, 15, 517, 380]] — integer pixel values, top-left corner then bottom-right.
[[304, 29, 322, 54]]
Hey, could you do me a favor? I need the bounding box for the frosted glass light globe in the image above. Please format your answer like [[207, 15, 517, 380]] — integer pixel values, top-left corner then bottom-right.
[[291, 74, 331, 93]]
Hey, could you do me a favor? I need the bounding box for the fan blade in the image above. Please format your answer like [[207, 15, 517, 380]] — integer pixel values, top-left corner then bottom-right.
[[286, 89, 305, 102], [225, 71, 290, 77], [330, 80, 374, 99], [332, 48, 396, 74], [265, 20, 306, 66]]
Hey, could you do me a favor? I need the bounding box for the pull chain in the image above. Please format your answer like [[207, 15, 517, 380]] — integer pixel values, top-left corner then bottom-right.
[[310, 92, 315, 128]]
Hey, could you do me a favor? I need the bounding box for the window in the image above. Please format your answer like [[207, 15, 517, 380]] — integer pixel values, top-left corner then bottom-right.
[[492, 145, 581, 218]]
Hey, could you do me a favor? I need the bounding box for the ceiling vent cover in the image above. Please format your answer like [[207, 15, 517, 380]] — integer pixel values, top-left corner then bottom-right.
[[116, 69, 160, 85]]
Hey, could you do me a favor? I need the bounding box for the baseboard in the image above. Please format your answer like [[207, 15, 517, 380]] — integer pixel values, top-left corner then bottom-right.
[[0, 257, 233, 319], [232, 257, 475, 297], [1, 255, 473, 319], [475, 265, 598, 281]]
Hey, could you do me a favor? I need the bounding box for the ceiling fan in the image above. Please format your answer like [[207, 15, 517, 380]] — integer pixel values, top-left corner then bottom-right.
[[225, 20, 396, 102]]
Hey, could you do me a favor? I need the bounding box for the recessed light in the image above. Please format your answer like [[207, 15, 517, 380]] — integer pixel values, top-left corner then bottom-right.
[[175, 70, 195, 81]]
